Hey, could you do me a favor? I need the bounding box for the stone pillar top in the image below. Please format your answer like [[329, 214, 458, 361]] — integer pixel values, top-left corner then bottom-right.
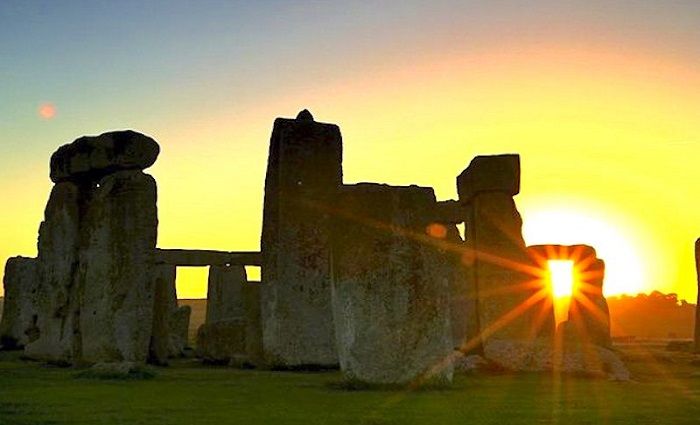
[[50, 130, 160, 183], [456, 154, 520, 202]]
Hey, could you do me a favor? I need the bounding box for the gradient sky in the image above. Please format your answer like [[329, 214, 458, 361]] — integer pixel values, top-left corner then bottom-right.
[[1, 1, 699, 300]]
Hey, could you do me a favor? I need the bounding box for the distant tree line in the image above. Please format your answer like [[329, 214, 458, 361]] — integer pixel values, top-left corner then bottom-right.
[[608, 291, 695, 339]]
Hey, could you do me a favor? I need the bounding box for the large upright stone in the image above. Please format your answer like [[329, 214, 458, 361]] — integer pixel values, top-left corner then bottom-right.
[[448, 236, 481, 353], [196, 281, 263, 367], [330, 184, 454, 385], [149, 264, 179, 364], [260, 110, 342, 367], [0, 257, 40, 349], [568, 259, 611, 348], [50, 130, 159, 183], [79, 170, 158, 364], [206, 265, 247, 324], [457, 155, 552, 354], [24, 182, 83, 363]]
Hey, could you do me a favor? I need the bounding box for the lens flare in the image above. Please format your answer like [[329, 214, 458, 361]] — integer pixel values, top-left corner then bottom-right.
[[38, 103, 56, 120]]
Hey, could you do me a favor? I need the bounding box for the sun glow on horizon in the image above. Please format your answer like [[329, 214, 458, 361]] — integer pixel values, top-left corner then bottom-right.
[[521, 204, 648, 297]]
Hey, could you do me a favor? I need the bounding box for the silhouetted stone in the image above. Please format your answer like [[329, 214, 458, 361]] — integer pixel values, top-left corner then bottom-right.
[[0, 257, 40, 349], [528, 244, 597, 263], [457, 155, 552, 359], [457, 154, 520, 202], [206, 265, 246, 324], [296, 109, 314, 121], [695, 238, 700, 353], [196, 319, 247, 365], [449, 235, 480, 353], [330, 183, 453, 385], [242, 281, 263, 367], [79, 170, 157, 364], [50, 130, 159, 183], [25, 182, 82, 364], [568, 259, 612, 348], [155, 249, 261, 266], [149, 265, 178, 365], [261, 110, 342, 367], [169, 305, 191, 356]]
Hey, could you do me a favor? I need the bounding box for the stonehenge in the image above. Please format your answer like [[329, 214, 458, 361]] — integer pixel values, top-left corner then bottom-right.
[[206, 265, 247, 324], [528, 244, 612, 348], [149, 265, 191, 365], [20, 130, 160, 366], [457, 155, 554, 357], [330, 183, 454, 385], [1, 109, 629, 384], [0, 257, 40, 348], [260, 110, 342, 368]]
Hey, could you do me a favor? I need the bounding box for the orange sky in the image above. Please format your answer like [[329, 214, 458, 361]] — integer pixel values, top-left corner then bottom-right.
[[1, 2, 699, 301]]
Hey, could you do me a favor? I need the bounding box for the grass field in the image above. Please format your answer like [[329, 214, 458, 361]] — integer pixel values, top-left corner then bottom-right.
[[2, 343, 700, 425]]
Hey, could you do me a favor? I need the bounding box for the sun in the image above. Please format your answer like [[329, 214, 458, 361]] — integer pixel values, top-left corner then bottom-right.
[[547, 260, 574, 298]]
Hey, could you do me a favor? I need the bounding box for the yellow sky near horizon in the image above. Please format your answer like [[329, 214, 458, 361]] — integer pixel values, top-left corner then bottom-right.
[[1, 40, 699, 301]]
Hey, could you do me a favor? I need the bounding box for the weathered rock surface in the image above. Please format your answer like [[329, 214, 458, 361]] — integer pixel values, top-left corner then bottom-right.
[[261, 110, 342, 367], [330, 183, 454, 385], [482, 339, 630, 381], [242, 281, 263, 367], [196, 319, 248, 365], [149, 265, 179, 364], [0, 257, 40, 349], [50, 130, 159, 183], [168, 305, 191, 357], [79, 170, 157, 364], [24, 182, 82, 364], [457, 155, 553, 353], [444, 226, 480, 352], [206, 265, 246, 324]]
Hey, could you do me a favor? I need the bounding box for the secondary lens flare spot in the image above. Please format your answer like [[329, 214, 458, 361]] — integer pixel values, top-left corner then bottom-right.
[[38, 103, 56, 120], [426, 223, 447, 239]]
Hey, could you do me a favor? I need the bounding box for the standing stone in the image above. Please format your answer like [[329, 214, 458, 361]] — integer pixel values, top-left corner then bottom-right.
[[330, 184, 454, 385], [196, 319, 247, 365], [79, 170, 157, 364], [242, 281, 263, 366], [695, 238, 700, 353], [24, 182, 83, 364], [457, 155, 553, 356], [149, 265, 178, 364], [450, 240, 481, 353], [197, 278, 263, 367], [0, 257, 40, 349], [568, 259, 611, 348], [260, 110, 342, 367], [206, 265, 247, 323], [168, 305, 191, 356]]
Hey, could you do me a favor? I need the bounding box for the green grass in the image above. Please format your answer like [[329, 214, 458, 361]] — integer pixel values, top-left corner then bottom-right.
[[1, 345, 700, 425]]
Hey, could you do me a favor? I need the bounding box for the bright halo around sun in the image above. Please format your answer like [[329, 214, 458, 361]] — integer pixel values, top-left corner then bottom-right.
[[521, 205, 645, 297]]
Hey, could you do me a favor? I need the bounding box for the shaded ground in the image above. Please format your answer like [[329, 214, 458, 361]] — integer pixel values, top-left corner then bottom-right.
[[1, 343, 700, 425]]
